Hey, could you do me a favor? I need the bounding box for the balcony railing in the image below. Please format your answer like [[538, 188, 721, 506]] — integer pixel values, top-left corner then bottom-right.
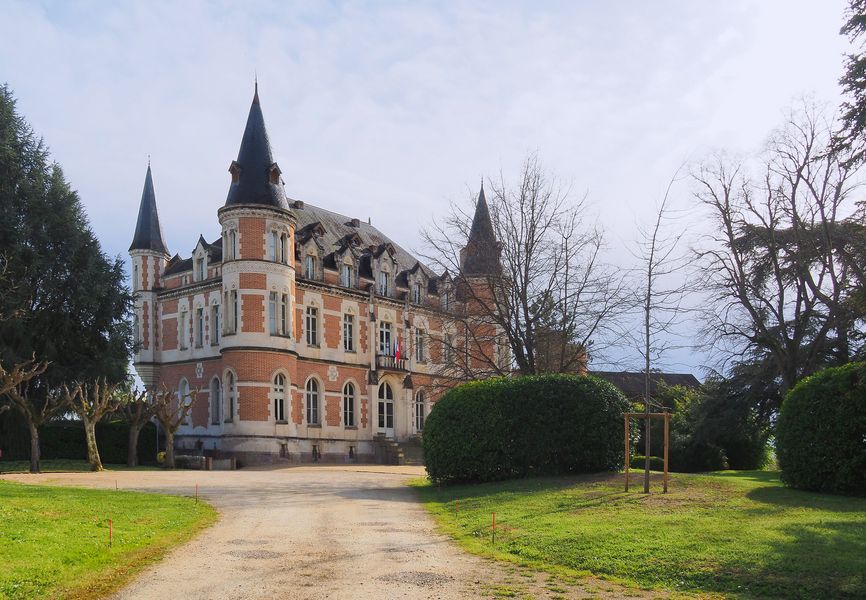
[[376, 354, 407, 371]]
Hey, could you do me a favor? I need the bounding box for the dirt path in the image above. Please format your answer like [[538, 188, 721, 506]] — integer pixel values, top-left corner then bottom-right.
[[3, 466, 668, 599]]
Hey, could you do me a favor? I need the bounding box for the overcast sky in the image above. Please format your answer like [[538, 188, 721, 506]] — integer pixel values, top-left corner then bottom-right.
[[0, 0, 853, 375]]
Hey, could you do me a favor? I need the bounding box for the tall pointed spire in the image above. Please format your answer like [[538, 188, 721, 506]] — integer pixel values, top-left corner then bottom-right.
[[129, 163, 169, 255], [461, 181, 501, 276], [224, 82, 288, 209]]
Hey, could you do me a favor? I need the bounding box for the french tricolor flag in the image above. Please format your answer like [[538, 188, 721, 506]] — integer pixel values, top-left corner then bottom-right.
[[394, 338, 402, 361]]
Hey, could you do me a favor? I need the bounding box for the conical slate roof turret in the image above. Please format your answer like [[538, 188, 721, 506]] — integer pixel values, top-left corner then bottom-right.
[[224, 83, 289, 209], [129, 164, 169, 255], [461, 182, 501, 276]]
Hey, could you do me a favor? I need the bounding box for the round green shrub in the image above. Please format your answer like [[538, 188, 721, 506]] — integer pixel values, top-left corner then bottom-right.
[[422, 374, 630, 484], [776, 362, 866, 496]]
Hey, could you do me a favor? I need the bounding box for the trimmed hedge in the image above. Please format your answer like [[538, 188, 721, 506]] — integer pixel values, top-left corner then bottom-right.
[[777, 362, 866, 496], [422, 374, 630, 484], [0, 418, 158, 465]]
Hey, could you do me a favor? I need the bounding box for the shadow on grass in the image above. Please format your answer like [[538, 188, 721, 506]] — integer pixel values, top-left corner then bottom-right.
[[747, 484, 866, 513]]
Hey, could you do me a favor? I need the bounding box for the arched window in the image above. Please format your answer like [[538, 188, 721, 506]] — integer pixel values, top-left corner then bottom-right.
[[305, 379, 320, 425], [377, 382, 394, 430], [225, 372, 236, 423], [210, 377, 222, 425], [273, 374, 286, 422], [280, 234, 288, 264], [343, 382, 355, 427], [415, 389, 426, 432]]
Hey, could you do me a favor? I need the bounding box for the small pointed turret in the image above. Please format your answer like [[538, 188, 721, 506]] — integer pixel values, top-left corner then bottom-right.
[[129, 164, 169, 255], [461, 181, 501, 276], [224, 83, 288, 209]]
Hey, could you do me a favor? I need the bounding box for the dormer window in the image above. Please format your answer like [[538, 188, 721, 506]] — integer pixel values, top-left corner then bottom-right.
[[195, 257, 206, 281], [341, 263, 353, 288], [412, 282, 423, 304], [378, 270, 390, 296], [304, 254, 317, 279]]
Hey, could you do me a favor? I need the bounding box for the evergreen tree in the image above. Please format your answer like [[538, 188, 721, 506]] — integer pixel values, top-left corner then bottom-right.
[[839, 0, 866, 163], [0, 83, 133, 472]]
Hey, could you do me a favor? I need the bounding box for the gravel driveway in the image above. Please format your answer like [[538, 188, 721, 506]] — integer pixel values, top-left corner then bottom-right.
[[3, 465, 664, 599]]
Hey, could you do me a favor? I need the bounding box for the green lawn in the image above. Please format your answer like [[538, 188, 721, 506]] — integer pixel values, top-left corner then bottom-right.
[[413, 471, 866, 599], [0, 480, 217, 600]]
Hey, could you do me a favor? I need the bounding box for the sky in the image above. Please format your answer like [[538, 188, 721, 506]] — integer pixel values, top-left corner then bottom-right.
[[0, 0, 854, 375]]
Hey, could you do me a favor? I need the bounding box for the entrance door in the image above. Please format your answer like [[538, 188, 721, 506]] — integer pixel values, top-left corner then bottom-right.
[[377, 382, 395, 438]]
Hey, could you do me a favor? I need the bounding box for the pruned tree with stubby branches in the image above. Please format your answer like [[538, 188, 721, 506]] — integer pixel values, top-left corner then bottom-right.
[[421, 153, 629, 381], [0, 358, 49, 418], [117, 388, 158, 467], [64, 379, 127, 472], [152, 385, 198, 469], [3, 377, 66, 473]]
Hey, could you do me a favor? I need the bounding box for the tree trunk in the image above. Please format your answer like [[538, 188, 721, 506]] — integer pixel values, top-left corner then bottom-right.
[[84, 419, 103, 472], [127, 422, 142, 467], [28, 421, 40, 474], [164, 429, 175, 469]]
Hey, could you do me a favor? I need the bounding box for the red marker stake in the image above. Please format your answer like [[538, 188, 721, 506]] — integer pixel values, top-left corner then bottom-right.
[[492, 512, 496, 545], [195, 483, 198, 503], [109, 518, 113, 548], [455, 498, 458, 515]]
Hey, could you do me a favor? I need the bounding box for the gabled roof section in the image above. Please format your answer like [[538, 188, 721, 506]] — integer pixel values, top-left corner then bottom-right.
[[461, 182, 501, 276], [224, 83, 289, 209], [590, 371, 702, 399], [129, 164, 169, 255]]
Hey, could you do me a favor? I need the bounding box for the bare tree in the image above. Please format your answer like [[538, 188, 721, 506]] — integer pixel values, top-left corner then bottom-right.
[[629, 168, 693, 493], [694, 102, 865, 398], [117, 388, 158, 467], [152, 385, 198, 469], [64, 379, 126, 472], [421, 153, 628, 380]]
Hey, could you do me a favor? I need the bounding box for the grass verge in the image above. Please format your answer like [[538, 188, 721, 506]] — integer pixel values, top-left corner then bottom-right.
[[0, 479, 217, 599], [0, 460, 160, 474], [412, 471, 866, 599]]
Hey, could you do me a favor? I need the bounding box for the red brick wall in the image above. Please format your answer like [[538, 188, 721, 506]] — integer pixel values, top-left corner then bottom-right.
[[241, 294, 264, 333], [239, 273, 266, 289], [141, 256, 149, 291], [239, 217, 264, 260], [142, 301, 150, 350], [324, 313, 339, 349], [163, 317, 178, 350]]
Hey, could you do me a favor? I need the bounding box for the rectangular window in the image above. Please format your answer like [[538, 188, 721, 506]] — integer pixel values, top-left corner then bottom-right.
[[444, 333, 454, 363], [268, 231, 277, 261], [379, 322, 391, 355], [341, 264, 352, 288], [195, 308, 204, 347], [227, 290, 238, 333], [279, 235, 288, 264], [344, 393, 355, 427], [378, 271, 389, 295], [179, 310, 188, 349], [196, 258, 205, 281], [280, 293, 289, 336], [304, 255, 316, 279], [413, 283, 422, 304], [211, 305, 220, 345], [306, 306, 318, 346], [415, 328, 425, 362], [269, 292, 278, 335], [343, 314, 354, 352]]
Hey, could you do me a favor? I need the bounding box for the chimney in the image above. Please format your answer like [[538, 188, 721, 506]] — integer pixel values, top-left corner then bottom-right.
[[350, 217, 360, 227], [293, 200, 304, 209]]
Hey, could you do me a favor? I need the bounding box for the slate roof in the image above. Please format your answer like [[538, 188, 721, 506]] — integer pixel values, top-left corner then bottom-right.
[[590, 371, 702, 398], [462, 183, 501, 276], [129, 164, 169, 254], [293, 201, 439, 286], [224, 84, 289, 209]]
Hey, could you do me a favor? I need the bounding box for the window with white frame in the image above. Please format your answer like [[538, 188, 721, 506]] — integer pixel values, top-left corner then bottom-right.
[[269, 292, 278, 335], [415, 328, 425, 362], [305, 378, 320, 425], [412, 282, 422, 304], [378, 270, 390, 296], [268, 230, 279, 262], [304, 254, 317, 279], [379, 322, 392, 355], [179, 310, 188, 349], [273, 374, 286, 422], [443, 291, 451, 311], [343, 382, 355, 427], [226, 230, 238, 260], [225, 372, 235, 422], [211, 304, 220, 345], [305, 306, 318, 346], [444, 332, 454, 363], [210, 377, 221, 425], [227, 290, 238, 333], [415, 389, 426, 432], [195, 257, 206, 281], [195, 307, 204, 347], [280, 293, 289, 336], [343, 314, 354, 352], [378, 382, 394, 429], [269, 293, 288, 336], [341, 263, 353, 288]]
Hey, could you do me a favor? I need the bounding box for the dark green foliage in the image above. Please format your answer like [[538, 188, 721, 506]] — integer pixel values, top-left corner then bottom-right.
[[777, 362, 866, 495], [422, 374, 630, 484], [0, 417, 157, 465], [629, 454, 665, 471], [0, 83, 133, 389], [839, 0, 866, 164]]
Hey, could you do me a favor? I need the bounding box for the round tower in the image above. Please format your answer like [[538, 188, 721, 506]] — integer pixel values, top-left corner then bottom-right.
[[217, 84, 298, 458], [129, 163, 170, 388]]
